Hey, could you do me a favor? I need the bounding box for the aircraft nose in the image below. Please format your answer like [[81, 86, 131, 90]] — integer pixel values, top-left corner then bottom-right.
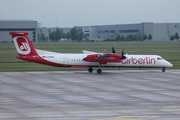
[[166, 61, 173, 67]]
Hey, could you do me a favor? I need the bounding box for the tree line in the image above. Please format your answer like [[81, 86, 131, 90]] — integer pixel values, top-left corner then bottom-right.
[[38, 27, 84, 42], [170, 32, 179, 41]]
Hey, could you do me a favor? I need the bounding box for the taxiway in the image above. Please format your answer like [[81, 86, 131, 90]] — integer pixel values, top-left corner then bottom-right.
[[0, 70, 180, 120]]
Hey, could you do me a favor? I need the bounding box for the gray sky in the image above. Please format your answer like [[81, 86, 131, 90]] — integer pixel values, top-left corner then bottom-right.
[[0, 0, 179, 27]]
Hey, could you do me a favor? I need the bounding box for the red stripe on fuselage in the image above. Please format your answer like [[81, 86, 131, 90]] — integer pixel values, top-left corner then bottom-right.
[[17, 55, 67, 67]]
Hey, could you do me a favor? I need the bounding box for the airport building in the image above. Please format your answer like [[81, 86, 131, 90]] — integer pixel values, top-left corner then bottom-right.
[[0, 20, 38, 42], [0, 20, 180, 42], [77, 22, 180, 41]]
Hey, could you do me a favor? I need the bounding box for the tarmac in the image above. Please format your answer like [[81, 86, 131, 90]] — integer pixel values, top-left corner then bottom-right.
[[0, 69, 180, 120]]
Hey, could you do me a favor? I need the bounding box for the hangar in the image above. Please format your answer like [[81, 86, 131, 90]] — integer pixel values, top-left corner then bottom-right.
[[77, 22, 180, 41], [0, 20, 38, 43]]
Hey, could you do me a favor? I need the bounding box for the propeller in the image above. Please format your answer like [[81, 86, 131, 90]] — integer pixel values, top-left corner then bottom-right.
[[112, 47, 115, 53], [112, 47, 126, 59], [121, 49, 126, 59]]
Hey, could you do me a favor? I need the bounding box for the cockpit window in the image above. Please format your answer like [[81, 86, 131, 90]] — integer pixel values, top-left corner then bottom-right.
[[157, 57, 163, 60]]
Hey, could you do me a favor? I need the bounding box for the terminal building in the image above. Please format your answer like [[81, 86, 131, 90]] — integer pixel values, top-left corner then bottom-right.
[[0, 20, 180, 42]]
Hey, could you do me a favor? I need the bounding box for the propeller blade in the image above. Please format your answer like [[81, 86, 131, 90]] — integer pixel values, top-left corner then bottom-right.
[[121, 49, 126, 59], [112, 47, 126, 60], [121, 49, 124, 56], [112, 47, 115, 53]]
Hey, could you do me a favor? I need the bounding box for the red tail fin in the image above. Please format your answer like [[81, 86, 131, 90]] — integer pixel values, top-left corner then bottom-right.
[[9, 32, 38, 59]]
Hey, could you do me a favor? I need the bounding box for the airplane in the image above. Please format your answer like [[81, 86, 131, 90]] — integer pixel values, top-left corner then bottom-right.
[[9, 31, 173, 74]]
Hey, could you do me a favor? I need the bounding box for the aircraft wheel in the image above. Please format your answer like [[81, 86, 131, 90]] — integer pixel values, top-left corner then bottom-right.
[[88, 67, 93, 73], [162, 67, 166, 72], [97, 69, 102, 74]]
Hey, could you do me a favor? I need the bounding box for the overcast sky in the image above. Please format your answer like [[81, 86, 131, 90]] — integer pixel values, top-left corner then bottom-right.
[[0, 0, 179, 27]]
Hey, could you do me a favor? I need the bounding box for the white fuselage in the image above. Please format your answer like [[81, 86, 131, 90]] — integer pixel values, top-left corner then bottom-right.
[[36, 49, 173, 68]]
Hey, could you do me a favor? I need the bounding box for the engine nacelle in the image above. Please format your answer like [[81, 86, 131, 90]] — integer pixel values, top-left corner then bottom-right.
[[83, 54, 122, 64]]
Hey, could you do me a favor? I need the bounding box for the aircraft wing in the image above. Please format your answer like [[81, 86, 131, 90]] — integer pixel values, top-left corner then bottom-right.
[[82, 50, 98, 54], [96, 53, 111, 58], [83, 53, 121, 64], [82, 48, 124, 64]]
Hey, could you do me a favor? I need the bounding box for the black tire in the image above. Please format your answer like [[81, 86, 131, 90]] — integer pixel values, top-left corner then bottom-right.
[[97, 69, 102, 74], [162, 68, 166, 72], [88, 67, 93, 73]]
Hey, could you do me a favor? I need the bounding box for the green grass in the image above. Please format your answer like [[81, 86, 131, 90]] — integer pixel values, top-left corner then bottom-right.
[[0, 41, 180, 72]]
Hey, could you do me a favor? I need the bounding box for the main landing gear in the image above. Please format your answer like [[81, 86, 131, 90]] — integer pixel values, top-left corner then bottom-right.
[[97, 69, 102, 74], [88, 67, 93, 73], [88, 64, 103, 74], [162, 67, 166, 72], [88, 67, 102, 74], [97, 63, 103, 74]]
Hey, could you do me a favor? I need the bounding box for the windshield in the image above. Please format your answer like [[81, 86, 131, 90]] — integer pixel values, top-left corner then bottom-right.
[[157, 57, 164, 60]]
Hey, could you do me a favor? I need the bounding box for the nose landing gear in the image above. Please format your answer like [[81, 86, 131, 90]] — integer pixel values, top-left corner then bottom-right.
[[162, 67, 166, 72]]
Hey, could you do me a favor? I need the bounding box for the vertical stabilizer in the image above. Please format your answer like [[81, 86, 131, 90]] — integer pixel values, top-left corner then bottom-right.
[[9, 31, 38, 59]]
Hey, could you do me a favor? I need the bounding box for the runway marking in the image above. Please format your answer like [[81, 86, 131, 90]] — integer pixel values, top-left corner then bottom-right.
[[169, 70, 180, 74], [164, 106, 180, 108], [173, 72, 180, 74], [92, 115, 159, 120]]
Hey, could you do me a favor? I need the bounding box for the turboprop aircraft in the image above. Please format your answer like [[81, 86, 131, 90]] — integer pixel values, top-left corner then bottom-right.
[[9, 31, 173, 74]]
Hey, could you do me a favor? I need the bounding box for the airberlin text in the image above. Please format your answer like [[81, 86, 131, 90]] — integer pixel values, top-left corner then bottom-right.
[[122, 57, 156, 64]]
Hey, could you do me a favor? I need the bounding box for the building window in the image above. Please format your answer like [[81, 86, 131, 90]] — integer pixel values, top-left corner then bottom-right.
[[111, 30, 115, 33], [85, 34, 89, 37], [119, 29, 139, 33], [104, 30, 109, 33], [98, 30, 110, 33]]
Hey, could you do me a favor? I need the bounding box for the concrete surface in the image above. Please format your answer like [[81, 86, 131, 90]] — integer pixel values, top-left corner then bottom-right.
[[0, 69, 180, 120]]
